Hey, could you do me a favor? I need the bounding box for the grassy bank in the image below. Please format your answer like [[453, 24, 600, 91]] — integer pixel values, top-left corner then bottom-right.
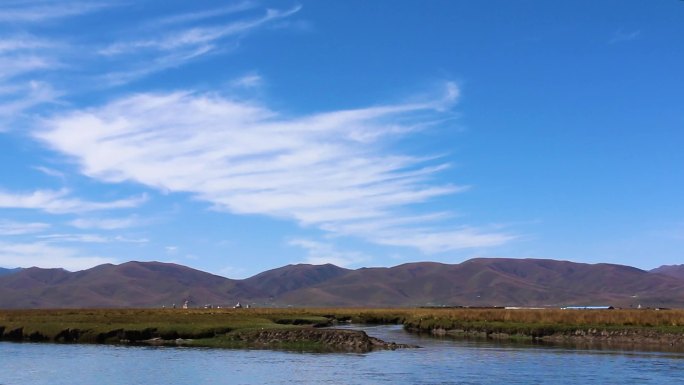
[[3, 308, 684, 350], [0, 309, 330, 347], [382, 308, 684, 345], [0, 308, 415, 351], [299, 307, 684, 346]]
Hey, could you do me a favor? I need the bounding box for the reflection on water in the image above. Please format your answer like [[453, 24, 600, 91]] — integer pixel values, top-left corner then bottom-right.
[[2, 325, 684, 385]]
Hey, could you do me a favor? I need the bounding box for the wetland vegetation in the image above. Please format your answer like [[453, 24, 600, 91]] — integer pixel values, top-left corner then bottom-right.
[[3, 308, 684, 351]]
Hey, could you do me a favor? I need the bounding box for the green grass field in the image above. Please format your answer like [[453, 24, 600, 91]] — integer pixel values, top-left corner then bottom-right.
[[3, 308, 684, 349], [0, 308, 329, 345]]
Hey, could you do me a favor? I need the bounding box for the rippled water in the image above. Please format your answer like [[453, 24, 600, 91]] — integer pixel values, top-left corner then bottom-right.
[[2, 325, 684, 385]]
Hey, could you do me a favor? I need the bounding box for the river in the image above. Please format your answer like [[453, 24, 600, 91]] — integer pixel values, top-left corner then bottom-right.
[[2, 325, 683, 384]]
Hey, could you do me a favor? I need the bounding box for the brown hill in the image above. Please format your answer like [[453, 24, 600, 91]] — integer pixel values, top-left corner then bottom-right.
[[275, 259, 684, 308], [651, 265, 684, 281], [2, 258, 684, 308], [242, 263, 350, 298], [0, 267, 21, 277], [0, 261, 247, 308]]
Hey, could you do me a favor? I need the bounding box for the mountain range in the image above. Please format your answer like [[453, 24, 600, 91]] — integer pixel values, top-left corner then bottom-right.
[[1, 258, 684, 309], [0, 267, 21, 277], [650, 265, 684, 281]]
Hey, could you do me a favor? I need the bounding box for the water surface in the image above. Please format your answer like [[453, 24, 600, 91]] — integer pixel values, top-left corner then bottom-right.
[[2, 325, 683, 384]]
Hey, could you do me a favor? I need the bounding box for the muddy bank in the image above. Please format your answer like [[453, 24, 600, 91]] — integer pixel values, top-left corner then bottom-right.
[[541, 328, 684, 346], [407, 325, 684, 348], [218, 328, 416, 352], [138, 328, 416, 352], [0, 325, 414, 352]]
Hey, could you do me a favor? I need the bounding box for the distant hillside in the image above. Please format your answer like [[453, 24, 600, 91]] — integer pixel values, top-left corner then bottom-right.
[[275, 259, 684, 308], [242, 263, 350, 298], [0, 268, 21, 277], [651, 265, 684, 280], [2, 258, 684, 308], [0, 262, 244, 308]]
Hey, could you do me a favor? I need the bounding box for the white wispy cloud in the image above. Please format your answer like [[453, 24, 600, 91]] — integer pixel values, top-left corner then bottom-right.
[[36, 233, 110, 243], [0, 36, 58, 89], [320, 215, 515, 253], [0, 3, 300, 122], [0, 220, 50, 235], [36, 233, 148, 243], [93, 5, 301, 86], [99, 44, 218, 86], [0, 240, 115, 270], [0, 81, 59, 121], [32, 165, 66, 179], [370, 227, 517, 253], [0, 35, 55, 53], [113, 235, 148, 243], [289, 239, 369, 267], [99, 5, 301, 56], [0, 188, 147, 214], [69, 215, 146, 230], [0, 55, 53, 81], [151, 1, 258, 27], [0, 35, 62, 126], [217, 264, 249, 279], [35, 84, 515, 253], [230, 73, 263, 89], [0, 1, 111, 23], [609, 29, 641, 44]]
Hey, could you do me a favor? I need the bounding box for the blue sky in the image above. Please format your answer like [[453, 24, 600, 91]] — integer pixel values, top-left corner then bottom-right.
[[0, 0, 682, 277]]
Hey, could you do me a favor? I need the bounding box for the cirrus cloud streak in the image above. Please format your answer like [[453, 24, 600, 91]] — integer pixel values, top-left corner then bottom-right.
[[36, 85, 516, 253], [0, 188, 146, 214], [0, 240, 115, 271]]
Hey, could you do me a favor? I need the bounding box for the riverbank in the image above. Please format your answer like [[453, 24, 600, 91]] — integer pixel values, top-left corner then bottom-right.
[[0, 308, 413, 352], [405, 323, 684, 347], [134, 328, 412, 352], [395, 308, 684, 347], [3, 308, 684, 351]]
